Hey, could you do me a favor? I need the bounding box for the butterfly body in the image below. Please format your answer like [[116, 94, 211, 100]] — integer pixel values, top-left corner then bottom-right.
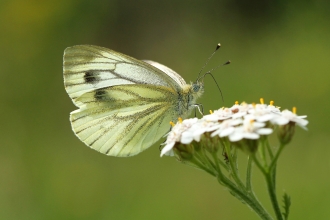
[[64, 45, 203, 157]]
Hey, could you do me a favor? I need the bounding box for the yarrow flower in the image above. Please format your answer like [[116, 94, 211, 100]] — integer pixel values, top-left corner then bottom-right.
[[161, 99, 308, 157], [227, 115, 273, 142], [272, 108, 308, 128], [160, 117, 198, 157], [160, 99, 308, 220]]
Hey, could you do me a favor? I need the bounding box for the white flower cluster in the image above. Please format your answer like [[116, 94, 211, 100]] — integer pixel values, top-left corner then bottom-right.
[[161, 101, 308, 157]]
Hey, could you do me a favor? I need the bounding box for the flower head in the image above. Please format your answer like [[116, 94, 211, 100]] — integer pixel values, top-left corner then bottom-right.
[[161, 100, 308, 157]]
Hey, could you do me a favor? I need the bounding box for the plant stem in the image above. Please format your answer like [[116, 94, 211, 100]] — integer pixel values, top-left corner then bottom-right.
[[251, 154, 267, 176], [265, 173, 283, 220], [246, 156, 253, 191], [218, 175, 273, 220], [259, 139, 267, 166], [266, 139, 274, 159], [252, 153, 282, 219], [213, 151, 272, 220], [224, 141, 246, 191], [269, 144, 285, 171]]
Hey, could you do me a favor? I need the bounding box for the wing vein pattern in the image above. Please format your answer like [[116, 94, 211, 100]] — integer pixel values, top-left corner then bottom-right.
[[63, 45, 194, 157]]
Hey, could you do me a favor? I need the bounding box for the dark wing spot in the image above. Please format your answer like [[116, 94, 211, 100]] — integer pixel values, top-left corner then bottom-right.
[[84, 71, 99, 84], [94, 89, 107, 101]]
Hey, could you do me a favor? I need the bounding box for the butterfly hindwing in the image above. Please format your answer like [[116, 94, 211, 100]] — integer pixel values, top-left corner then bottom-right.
[[70, 84, 177, 156]]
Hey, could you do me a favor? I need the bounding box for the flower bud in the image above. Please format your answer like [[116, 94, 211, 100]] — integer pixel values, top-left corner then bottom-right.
[[173, 143, 195, 161], [200, 133, 220, 153], [277, 121, 295, 145], [232, 139, 259, 154]]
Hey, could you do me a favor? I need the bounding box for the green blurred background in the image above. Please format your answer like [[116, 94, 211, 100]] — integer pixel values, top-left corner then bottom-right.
[[1, 0, 329, 219]]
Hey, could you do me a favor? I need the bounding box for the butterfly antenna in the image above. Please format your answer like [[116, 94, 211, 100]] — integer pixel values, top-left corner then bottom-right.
[[201, 60, 231, 103], [196, 43, 221, 81], [205, 60, 231, 74], [204, 71, 225, 103]]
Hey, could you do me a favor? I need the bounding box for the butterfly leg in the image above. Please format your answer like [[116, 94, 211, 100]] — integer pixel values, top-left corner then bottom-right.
[[192, 103, 204, 116]]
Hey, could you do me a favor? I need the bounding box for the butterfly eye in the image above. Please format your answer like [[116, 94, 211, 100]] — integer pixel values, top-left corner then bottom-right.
[[192, 84, 200, 92]]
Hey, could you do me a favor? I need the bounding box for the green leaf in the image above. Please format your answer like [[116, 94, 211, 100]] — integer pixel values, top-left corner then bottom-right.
[[282, 192, 291, 220]]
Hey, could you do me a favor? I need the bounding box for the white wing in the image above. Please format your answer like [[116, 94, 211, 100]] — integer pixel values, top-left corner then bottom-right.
[[70, 84, 178, 157], [63, 45, 183, 107], [63, 45, 191, 157], [143, 60, 187, 87]]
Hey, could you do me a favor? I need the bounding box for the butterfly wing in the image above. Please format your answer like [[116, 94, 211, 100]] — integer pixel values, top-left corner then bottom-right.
[[63, 45, 186, 157], [143, 60, 187, 87], [70, 84, 178, 156], [64, 45, 183, 107]]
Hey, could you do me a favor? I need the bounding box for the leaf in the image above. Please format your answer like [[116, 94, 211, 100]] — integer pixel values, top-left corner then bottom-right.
[[282, 192, 291, 220]]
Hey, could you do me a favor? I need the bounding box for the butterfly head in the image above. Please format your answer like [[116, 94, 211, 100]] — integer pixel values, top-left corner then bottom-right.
[[191, 80, 204, 97], [187, 80, 204, 110]]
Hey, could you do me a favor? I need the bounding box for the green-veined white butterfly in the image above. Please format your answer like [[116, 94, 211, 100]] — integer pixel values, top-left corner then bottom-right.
[[63, 45, 204, 157]]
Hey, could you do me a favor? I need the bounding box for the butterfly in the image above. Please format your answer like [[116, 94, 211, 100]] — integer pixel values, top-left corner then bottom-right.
[[63, 45, 204, 157]]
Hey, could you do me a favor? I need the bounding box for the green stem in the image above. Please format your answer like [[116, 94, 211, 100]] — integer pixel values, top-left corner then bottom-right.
[[218, 174, 273, 220], [194, 149, 216, 171], [211, 151, 223, 179], [217, 157, 229, 172], [266, 139, 274, 159], [251, 154, 282, 219], [246, 156, 265, 212], [188, 157, 216, 177], [265, 173, 283, 220], [251, 154, 267, 176], [272, 164, 277, 191], [217, 145, 272, 219], [259, 139, 267, 167], [246, 156, 253, 192], [269, 144, 285, 171], [223, 141, 246, 191], [267, 144, 285, 192]]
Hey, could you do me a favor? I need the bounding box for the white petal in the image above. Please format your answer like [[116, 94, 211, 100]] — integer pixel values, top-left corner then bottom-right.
[[232, 112, 246, 119], [257, 128, 273, 135], [295, 118, 309, 127], [220, 127, 235, 137], [257, 114, 274, 122], [273, 117, 289, 125], [181, 132, 194, 144], [229, 132, 243, 142], [243, 132, 259, 139], [211, 129, 221, 137], [164, 149, 175, 156], [160, 142, 175, 157]]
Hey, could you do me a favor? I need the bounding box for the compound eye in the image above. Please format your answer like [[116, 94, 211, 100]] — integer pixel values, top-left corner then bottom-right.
[[192, 84, 200, 92]]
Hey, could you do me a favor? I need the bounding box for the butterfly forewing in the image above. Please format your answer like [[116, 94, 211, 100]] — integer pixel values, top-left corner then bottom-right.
[[64, 45, 181, 107], [143, 60, 187, 87]]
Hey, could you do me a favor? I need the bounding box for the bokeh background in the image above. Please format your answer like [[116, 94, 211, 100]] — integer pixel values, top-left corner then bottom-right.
[[1, 0, 329, 219]]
